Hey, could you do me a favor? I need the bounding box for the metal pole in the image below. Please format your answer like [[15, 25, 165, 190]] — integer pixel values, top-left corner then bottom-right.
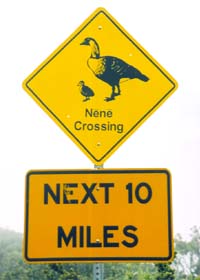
[[94, 164, 104, 169], [93, 263, 104, 280], [93, 165, 104, 280]]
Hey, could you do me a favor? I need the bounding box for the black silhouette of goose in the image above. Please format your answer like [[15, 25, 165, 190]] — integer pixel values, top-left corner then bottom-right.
[[77, 80, 94, 102], [80, 37, 149, 101]]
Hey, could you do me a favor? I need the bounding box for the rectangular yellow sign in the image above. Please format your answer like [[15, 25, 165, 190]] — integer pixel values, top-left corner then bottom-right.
[[24, 169, 173, 263]]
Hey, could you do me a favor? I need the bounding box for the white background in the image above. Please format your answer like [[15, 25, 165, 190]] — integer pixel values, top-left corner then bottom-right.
[[0, 0, 199, 238]]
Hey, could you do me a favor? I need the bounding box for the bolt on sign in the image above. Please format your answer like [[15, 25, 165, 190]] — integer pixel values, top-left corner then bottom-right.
[[24, 169, 173, 263], [22, 8, 178, 165]]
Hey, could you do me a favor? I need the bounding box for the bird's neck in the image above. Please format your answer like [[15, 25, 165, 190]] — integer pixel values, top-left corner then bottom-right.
[[90, 41, 100, 58]]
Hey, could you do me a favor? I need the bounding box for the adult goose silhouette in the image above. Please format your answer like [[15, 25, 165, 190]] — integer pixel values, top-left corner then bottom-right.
[[80, 37, 149, 101]]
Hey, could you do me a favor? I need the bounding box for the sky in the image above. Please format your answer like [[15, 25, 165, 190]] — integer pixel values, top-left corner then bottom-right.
[[0, 0, 200, 240]]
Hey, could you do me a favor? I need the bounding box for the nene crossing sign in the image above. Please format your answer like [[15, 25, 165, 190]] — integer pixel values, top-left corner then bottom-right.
[[23, 8, 178, 165], [24, 169, 173, 263]]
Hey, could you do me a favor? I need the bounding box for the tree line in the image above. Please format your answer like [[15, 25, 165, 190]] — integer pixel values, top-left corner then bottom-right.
[[0, 226, 200, 279]]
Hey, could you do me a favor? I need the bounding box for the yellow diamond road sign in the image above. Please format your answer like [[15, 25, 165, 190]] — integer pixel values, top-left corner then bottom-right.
[[24, 169, 173, 263], [23, 8, 178, 164]]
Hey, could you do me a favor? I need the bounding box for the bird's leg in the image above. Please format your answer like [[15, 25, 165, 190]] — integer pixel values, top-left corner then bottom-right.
[[114, 85, 121, 96], [104, 85, 120, 102], [83, 97, 90, 102], [105, 86, 115, 101]]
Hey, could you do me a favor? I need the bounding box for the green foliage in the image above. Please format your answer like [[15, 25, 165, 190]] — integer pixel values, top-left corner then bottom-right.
[[175, 226, 200, 279], [155, 262, 175, 280], [104, 263, 157, 280]]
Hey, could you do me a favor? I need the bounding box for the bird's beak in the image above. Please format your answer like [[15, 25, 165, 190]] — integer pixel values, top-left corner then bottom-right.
[[80, 39, 88, 46]]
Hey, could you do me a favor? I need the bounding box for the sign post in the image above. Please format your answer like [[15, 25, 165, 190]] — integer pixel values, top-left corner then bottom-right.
[[93, 263, 104, 280], [93, 166, 104, 280], [23, 7, 177, 269]]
